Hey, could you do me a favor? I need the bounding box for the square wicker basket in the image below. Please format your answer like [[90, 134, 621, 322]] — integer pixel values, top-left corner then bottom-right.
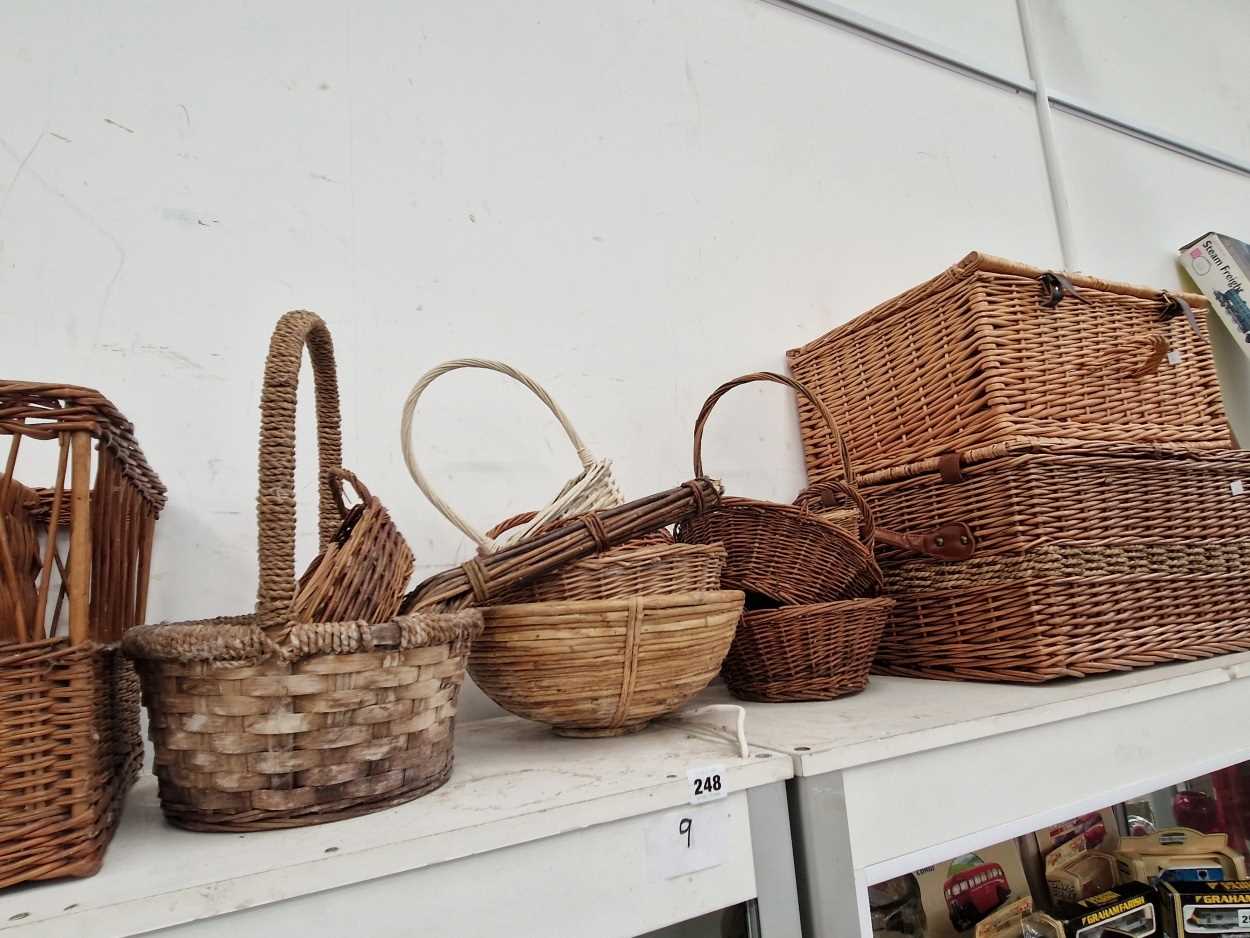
[[787, 252, 1229, 477]]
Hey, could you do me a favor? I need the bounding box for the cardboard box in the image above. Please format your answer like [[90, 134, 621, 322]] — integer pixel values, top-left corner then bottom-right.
[[1037, 811, 1123, 904], [914, 842, 1033, 938], [1048, 852, 1120, 905], [1158, 880, 1250, 937], [1023, 882, 1160, 938], [1116, 829, 1249, 886], [1037, 811, 1121, 857]]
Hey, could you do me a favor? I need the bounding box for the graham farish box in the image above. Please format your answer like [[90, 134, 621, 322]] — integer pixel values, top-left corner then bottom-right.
[[1023, 882, 1159, 938], [1159, 880, 1250, 937], [1116, 829, 1249, 886]]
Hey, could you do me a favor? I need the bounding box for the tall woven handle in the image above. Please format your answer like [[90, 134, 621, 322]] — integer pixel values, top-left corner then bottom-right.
[[401, 358, 600, 553], [693, 371, 855, 486], [255, 311, 344, 633]]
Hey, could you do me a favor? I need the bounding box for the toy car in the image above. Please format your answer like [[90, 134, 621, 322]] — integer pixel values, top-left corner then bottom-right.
[[945, 854, 1012, 931]]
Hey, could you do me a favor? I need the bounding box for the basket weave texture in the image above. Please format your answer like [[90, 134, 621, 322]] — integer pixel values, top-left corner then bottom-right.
[[0, 382, 164, 888], [676, 372, 879, 605], [788, 252, 1228, 477], [722, 598, 893, 703], [861, 441, 1250, 683], [469, 591, 742, 736], [482, 511, 725, 604], [123, 312, 480, 831]]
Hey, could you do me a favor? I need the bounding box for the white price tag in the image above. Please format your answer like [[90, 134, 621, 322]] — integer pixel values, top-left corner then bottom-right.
[[1232, 480, 1245, 496], [644, 803, 729, 880], [1167, 349, 1183, 365], [686, 764, 726, 804], [1238, 908, 1250, 929]]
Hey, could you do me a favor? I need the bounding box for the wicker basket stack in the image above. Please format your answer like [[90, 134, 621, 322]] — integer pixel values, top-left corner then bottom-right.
[[677, 373, 896, 703], [787, 251, 1247, 683], [401, 359, 742, 737]]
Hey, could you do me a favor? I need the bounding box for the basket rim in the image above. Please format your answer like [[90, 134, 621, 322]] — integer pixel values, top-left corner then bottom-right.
[[482, 589, 745, 615], [122, 609, 483, 664], [743, 597, 895, 620]]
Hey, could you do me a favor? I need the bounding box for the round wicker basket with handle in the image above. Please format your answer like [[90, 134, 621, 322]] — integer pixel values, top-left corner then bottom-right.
[[124, 312, 480, 832], [722, 597, 894, 702], [676, 372, 879, 605], [401, 358, 622, 554], [469, 590, 743, 737]]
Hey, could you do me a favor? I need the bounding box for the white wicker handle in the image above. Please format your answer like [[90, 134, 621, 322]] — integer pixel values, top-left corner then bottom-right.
[[401, 358, 600, 552]]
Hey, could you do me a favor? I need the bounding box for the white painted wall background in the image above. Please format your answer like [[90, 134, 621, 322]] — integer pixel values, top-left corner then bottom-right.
[[0, 2, 1245, 728]]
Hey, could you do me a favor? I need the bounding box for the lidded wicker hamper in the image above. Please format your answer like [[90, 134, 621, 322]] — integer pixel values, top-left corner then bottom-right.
[[787, 252, 1228, 477], [0, 382, 165, 888], [124, 312, 481, 831], [858, 440, 1250, 682]]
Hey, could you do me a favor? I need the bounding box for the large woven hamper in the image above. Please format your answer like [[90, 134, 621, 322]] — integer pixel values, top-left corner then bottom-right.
[[0, 383, 165, 888], [787, 252, 1228, 476], [859, 440, 1250, 682]]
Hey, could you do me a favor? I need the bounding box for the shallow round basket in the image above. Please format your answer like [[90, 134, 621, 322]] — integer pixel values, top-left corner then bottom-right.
[[470, 590, 743, 737], [722, 597, 894, 703]]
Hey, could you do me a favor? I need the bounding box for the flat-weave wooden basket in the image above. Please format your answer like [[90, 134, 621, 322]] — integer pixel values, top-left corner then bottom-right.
[[469, 591, 742, 736], [483, 510, 726, 604], [0, 382, 165, 889], [722, 598, 893, 703], [676, 372, 879, 605], [787, 252, 1228, 476], [124, 312, 481, 832]]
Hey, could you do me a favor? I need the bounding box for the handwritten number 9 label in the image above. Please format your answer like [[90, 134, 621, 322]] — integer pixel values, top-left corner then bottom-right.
[[686, 764, 726, 804], [644, 804, 730, 880]]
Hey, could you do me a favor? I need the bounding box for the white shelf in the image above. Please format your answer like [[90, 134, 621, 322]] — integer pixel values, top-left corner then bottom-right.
[[1, 716, 795, 938], [677, 653, 1250, 938]]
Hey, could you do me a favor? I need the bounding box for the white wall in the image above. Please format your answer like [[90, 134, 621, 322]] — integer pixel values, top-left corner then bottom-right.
[[2, 1, 1245, 723]]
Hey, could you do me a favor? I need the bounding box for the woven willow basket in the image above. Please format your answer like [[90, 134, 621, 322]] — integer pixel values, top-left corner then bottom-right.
[[124, 312, 481, 831], [0, 382, 164, 888], [877, 541, 1250, 683], [401, 358, 623, 554], [483, 510, 726, 604], [788, 252, 1228, 476], [858, 439, 1250, 561], [676, 372, 879, 605], [722, 598, 893, 703], [469, 591, 742, 737]]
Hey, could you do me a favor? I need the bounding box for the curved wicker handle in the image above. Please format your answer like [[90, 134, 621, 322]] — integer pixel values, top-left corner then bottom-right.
[[692, 372, 854, 485], [255, 311, 344, 633], [401, 358, 598, 552], [793, 479, 876, 546]]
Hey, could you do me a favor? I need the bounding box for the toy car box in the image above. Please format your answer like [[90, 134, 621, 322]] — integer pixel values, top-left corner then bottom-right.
[[1116, 829, 1248, 886], [1022, 882, 1159, 938], [1158, 880, 1250, 936], [915, 841, 1034, 938]]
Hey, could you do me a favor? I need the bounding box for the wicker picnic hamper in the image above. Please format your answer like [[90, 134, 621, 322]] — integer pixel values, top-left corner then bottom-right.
[[722, 597, 894, 702], [482, 511, 726, 604], [787, 252, 1228, 477], [857, 440, 1250, 561], [469, 591, 742, 736], [401, 358, 623, 554], [676, 372, 879, 605], [858, 439, 1250, 682], [123, 311, 482, 832], [0, 382, 165, 888], [876, 541, 1250, 683]]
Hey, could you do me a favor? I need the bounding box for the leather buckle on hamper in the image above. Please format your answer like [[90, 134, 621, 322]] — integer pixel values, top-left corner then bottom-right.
[[1159, 291, 1202, 336], [1039, 271, 1089, 308], [938, 451, 964, 483], [876, 522, 976, 561]]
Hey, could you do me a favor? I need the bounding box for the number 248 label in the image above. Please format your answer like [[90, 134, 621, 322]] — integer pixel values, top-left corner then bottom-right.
[[686, 764, 726, 804]]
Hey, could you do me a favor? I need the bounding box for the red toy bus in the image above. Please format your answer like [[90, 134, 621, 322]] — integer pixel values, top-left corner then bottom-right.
[[944, 855, 1012, 931]]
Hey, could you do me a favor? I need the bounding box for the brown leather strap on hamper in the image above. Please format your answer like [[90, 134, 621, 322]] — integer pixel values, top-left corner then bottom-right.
[[1039, 271, 1089, 308], [875, 523, 975, 562], [256, 311, 345, 634], [1160, 291, 1202, 335]]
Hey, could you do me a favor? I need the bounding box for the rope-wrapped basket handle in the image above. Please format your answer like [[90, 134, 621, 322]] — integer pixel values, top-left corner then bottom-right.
[[692, 371, 855, 486], [401, 358, 619, 553], [255, 311, 345, 634]]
